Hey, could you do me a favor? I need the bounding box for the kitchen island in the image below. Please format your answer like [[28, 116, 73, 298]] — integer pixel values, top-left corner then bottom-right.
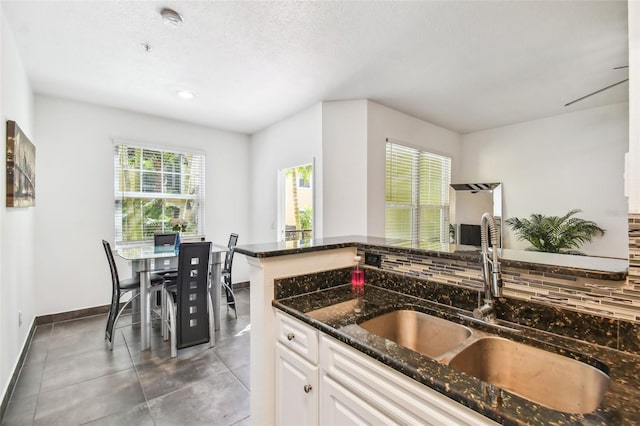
[[236, 236, 637, 425], [274, 284, 640, 424]]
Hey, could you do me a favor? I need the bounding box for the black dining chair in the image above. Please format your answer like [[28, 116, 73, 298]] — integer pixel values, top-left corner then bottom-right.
[[151, 232, 179, 312], [102, 239, 163, 350], [222, 233, 239, 318], [154, 232, 178, 252], [162, 241, 215, 358], [152, 232, 179, 274]]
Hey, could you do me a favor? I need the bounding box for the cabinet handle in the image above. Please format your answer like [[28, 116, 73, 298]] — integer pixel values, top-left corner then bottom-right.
[[304, 384, 313, 393], [287, 333, 295, 341]]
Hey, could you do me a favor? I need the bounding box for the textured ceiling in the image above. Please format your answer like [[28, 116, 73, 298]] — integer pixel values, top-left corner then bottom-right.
[[1, 0, 629, 135]]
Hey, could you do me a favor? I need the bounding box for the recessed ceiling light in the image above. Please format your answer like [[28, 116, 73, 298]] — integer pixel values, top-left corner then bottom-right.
[[177, 91, 195, 99], [161, 8, 183, 27]]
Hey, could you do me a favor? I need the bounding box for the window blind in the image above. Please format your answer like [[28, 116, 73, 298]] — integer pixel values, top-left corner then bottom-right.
[[113, 142, 206, 244], [385, 141, 451, 248]]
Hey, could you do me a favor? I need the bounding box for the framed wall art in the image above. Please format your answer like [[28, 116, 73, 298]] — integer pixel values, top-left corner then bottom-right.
[[6, 120, 35, 207]]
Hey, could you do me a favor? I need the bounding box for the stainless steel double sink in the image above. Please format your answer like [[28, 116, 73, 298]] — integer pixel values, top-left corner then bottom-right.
[[358, 309, 610, 415]]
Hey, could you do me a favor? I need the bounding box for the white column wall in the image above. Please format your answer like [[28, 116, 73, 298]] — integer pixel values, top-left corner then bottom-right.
[[460, 103, 629, 258], [34, 95, 251, 316], [629, 0, 640, 213], [249, 103, 323, 243], [0, 11, 36, 403], [366, 101, 462, 238], [321, 100, 369, 237], [246, 247, 356, 426]]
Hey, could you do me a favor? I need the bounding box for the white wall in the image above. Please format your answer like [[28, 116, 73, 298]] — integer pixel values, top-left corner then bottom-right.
[[250, 100, 462, 241], [249, 103, 323, 243], [34, 95, 251, 316], [366, 101, 462, 238], [453, 191, 493, 226], [459, 103, 629, 258], [322, 101, 368, 237], [1, 10, 36, 404]]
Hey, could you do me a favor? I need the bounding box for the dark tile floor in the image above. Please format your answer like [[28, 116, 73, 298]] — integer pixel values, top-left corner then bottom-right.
[[1, 288, 251, 426]]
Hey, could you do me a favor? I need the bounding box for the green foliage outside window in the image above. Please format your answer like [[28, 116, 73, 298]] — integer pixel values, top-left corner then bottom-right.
[[285, 164, 313, 235], [299, 207, 312, 230]]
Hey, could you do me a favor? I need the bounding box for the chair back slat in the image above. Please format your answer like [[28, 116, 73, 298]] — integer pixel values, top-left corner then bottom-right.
[[102, 240, 121, 342], [227, 233, 238, 249], [175, 242, 212, 349], [223, 233, 239, 279]]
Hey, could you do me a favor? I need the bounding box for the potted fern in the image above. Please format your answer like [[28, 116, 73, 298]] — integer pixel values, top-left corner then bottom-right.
[[505, 209, 605, 255]]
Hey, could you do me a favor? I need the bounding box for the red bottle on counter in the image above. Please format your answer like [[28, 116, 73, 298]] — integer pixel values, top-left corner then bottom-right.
[[351, 255, 365, 312]]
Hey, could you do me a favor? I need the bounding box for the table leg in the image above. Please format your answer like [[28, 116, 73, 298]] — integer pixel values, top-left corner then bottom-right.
[[138, 259, 152, 350], [211, 252, 222, 331], [130, 261, 142, 328]]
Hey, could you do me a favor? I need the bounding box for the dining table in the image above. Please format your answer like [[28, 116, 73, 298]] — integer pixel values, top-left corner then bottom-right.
[[116, 242, 228, 351]]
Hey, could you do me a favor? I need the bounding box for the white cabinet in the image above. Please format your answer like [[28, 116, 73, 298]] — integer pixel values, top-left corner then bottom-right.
[[321, 335, 496, 426], [275, 343, 318, 426], [321, 374, 397, 425], [275, 310, 319, 363], [275, 311, 320, 425], [274, 311, 497, 426]]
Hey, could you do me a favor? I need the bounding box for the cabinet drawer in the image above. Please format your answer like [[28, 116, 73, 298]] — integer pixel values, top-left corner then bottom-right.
[[321, 335, 497, 426], [320, 374, 397, 426], [276, 311, 319, 364]]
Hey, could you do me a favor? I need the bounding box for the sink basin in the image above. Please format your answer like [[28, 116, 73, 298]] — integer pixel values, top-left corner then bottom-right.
[[448, 337, 610, 414], [359, 310, 471, 358]]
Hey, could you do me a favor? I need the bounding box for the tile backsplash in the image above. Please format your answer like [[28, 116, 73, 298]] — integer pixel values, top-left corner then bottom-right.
[[628, 213, 640, 289], [357, 241, 639, 322]]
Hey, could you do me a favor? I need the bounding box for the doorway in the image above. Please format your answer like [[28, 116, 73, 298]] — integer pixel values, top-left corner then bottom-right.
[[278, 163, 314, 242]]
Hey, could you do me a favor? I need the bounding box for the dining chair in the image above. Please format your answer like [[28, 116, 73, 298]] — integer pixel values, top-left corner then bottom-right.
[[102, 239, 163, 350], [162, 241, 214, 358], [154, 232, 178, 252], [222, 233, 239, 319]]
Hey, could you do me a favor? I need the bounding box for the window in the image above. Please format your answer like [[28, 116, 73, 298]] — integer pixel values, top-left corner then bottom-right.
[[281, 163, 314, 241], [385, 141, 451, 249], [298, 174, 311, 188], [114, 142, 205, 244]]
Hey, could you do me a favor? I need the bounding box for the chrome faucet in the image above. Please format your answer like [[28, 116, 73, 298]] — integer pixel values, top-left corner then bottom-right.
[[473, 212, 503, 322]]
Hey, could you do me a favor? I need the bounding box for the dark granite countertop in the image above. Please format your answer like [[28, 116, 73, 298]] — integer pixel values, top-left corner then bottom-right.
[[236, 235, 627, 280], [273, 285, 640, 425], [235, 235, 372, 258]]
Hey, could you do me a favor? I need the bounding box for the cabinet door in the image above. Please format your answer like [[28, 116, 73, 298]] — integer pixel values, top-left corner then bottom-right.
[[275, 343, 319, 426], [320, 374, 397, 426]]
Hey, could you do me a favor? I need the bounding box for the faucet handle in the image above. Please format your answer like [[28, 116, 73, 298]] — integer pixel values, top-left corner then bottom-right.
[[473, 302, 495, 321]]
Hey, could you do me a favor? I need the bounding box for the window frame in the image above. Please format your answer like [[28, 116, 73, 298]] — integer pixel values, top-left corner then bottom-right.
[[385, 140, 451, 249], [113, 140, 206, 245]]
